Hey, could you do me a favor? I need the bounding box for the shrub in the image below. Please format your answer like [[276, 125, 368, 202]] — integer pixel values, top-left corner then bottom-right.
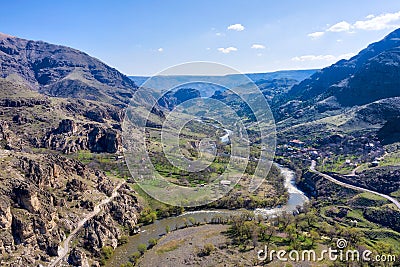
[[137, 243, 147, 254], [128, 251, 141, 264], [101, 246, 114, 260], [198, 243, 215, 256], [118, 235, 129, 246], [149, 238, 158, 248]]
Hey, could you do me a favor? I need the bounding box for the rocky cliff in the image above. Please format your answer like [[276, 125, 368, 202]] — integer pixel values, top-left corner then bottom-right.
[[0, 54, 140, 265], [0, 150, 140, 266]]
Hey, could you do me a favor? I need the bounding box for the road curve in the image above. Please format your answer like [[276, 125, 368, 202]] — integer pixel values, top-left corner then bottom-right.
[[49, 181, 125, 267], [310, 160, 400, 210]]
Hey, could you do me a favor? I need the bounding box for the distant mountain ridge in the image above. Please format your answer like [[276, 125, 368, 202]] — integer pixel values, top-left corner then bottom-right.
[[0, 33, 137, 105], [129, 69, 317, 90]]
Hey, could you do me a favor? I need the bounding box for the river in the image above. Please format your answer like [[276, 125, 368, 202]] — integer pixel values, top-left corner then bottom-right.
[[106, 164, 308, 267]]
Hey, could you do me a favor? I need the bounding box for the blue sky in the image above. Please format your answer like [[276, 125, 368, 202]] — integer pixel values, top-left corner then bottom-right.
[[2, 0, 400, 75]]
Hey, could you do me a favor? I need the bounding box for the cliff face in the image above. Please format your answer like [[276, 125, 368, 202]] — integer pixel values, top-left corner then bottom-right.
[[0, 77, 144, 265], [0, 150, 140, 266]]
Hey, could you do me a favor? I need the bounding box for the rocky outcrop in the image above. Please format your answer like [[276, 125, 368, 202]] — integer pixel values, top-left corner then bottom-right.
[[13, 184, 41, 213], [0, 151, 140, 266], [0, 196, 12, 229], [82, 184, 140, 254], [88, 126, 121, 153], [0, 97, 50, 107], [42, 119, 122, 154], [68, 248, 90, 267], [107, 184, 140, 233], [55, 119, 78, 134], [0, 120, 20, 150], [83, 213, 121, 252]]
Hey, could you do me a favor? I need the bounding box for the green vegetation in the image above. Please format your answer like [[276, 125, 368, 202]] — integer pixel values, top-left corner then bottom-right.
[[118, 235, 129, 246], [156, 239, 185, 254], [380, 151, 400, 166], [197, 243, 215, 256], [100, 246, 114, 265], [148, 238, 158, 248], [137, 243, 147, 254]]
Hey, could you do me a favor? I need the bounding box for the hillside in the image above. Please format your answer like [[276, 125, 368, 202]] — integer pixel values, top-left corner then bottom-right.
[[282, 28, 400, 110], [0, 33, 137, 105]]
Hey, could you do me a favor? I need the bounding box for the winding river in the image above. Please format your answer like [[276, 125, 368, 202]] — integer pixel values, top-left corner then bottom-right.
[[106, 165, 308, 267]]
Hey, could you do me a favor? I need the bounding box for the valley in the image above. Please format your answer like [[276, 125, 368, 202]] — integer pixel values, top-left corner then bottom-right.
[[0, 23, 400, 267]]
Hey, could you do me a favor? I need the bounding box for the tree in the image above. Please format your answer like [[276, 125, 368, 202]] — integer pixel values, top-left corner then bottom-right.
[[309, 230, 320, 247], [118, 235, 129, 246], [129, 251, 141, 264], [251, 226, 259, 248], [304, 210, 318, 229], [137, 243, 147, 254], [149, 238, 158, 248], [101, 246, 114, 260], [198, 243, 215, 256]]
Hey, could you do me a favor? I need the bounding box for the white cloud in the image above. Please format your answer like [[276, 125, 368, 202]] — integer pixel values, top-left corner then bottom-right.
[[227, 23, 245, 31], [327, 21, 352, 32], [292, 52, 356, 62], [217, 47, 238, 54], [157, 48, 164, 52], [216, 32, 223, 36], [307, 31, 325, 39], [353, 11, 400, 30], [315, 11, 400, 37], [251, 44, 265, 49], [292, 55, 336, 61]]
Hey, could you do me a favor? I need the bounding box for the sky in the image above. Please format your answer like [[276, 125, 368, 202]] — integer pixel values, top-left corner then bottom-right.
[[2, 0, 400, 75]]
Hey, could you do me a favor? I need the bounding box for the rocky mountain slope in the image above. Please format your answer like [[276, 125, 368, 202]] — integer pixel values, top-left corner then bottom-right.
[[278, 28, 400, 116], [0, 33, 137, 106], [0, 33, 144, 266], [0, 77, 142, 266]]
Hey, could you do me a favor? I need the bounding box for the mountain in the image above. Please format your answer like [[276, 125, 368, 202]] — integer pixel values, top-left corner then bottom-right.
[[158, 88, 201, 110], [129, 69, 317, 91], [0, 33, 137, 106], [286, 28, 400, 108], [0, 34, 143, 266]]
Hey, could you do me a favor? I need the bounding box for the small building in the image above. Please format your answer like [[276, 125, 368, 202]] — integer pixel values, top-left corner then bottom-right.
[[289, 139, 305, 148], [370, 161, 379, 167], [220, 180, 232, 186]]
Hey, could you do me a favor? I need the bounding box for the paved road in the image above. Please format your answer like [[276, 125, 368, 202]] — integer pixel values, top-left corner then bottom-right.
[[49, 181, 125, 267], [310, 160, 400, 210]]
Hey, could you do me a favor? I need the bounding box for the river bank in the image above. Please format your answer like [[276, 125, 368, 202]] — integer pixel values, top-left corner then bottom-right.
[[105, 164, 308, 267]]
